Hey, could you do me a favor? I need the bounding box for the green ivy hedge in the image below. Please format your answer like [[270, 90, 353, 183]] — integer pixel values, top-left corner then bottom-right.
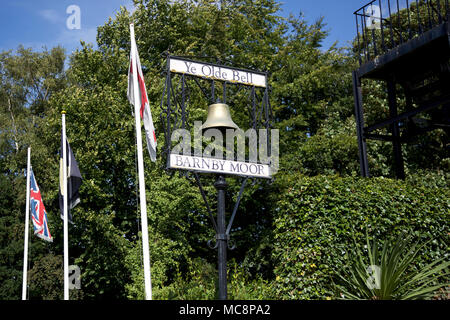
[[270, 173, 449, 299]]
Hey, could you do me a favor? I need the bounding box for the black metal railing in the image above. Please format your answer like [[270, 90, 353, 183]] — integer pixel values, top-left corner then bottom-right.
[[354, 0, 449, 64]]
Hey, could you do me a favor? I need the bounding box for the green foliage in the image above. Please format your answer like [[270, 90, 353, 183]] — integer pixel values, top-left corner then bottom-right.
[[0, 0, 448, 300], [0, 173, 24, 300], [70, 0, 352, 299], [28, 253, 84, 300], [143, 258, 275, 300], [289, 117, 360, 176], [335, 233, 449, 300], [27, 254, 63, 300], [271, 173, 449, 299], [228, 260, 276, 300], [0, 46, 66, 300], [152, 258, 217, 300]]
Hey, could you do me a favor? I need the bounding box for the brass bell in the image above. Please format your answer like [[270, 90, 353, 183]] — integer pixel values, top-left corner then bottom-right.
[[200, 103, 239, 132]]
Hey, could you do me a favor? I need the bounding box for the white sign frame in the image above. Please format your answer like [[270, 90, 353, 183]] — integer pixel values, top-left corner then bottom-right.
[[169, 56, 267, 88], [169, 154, 271, 179]]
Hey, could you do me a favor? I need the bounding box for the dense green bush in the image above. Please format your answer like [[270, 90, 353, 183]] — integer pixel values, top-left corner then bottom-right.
[[270, 173, 449, 299], [146, 258, 273, 300]]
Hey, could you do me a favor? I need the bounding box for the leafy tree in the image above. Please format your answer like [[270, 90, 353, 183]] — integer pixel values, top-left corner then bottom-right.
[[1, 0, 447, 300], [0, 46, 66, 300], [28, 253, 84, 300], [0, 0, 396, 299]]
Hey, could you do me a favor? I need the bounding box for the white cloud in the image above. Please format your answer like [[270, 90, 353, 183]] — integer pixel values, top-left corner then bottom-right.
[[22, 2, 138, 54], [19, 27, 98, 55], [123, 0, 136, 14], [57, 27, 98, 52], [38, 9, 64, 24], [35, 6, 97, 53]]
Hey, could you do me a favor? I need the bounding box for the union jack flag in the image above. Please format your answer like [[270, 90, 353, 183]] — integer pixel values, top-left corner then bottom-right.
[[30, 169, 53, 242]]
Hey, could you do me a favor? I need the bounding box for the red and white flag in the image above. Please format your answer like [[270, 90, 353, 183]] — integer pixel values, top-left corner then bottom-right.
[[127, 35, 157, 162]]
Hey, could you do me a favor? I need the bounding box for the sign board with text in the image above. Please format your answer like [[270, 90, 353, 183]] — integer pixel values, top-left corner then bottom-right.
[[169, 56, 267, 88], [170, 154, 271, 179]]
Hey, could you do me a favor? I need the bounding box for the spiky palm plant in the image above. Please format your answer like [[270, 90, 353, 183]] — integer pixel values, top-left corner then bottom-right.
[[336, 233, 449, 300]]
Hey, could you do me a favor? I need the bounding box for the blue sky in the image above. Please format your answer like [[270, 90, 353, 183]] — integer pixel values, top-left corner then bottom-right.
[[0, 0, 366, 55]]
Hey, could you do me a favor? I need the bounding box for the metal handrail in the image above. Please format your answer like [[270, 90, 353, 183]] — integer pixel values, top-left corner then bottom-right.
[[354, 0, 449, 65]]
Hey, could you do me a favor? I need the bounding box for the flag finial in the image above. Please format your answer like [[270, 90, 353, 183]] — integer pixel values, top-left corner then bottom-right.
[[62, 110, 66, 114]]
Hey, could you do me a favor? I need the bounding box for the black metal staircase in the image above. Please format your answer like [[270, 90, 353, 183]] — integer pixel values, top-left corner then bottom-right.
[[353, 0, 450, 178]]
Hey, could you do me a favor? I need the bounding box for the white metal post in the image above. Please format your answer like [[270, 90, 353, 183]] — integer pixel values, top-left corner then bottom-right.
[[22, 147, 31, 300], [130, 23, 153, 300], [62, 112, 69, 300]]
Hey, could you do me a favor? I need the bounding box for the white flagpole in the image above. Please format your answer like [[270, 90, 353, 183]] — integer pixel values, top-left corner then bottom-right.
[[62, 112, 69, 300], [130, 23, 152, 300], [22, 147, 31, 300]]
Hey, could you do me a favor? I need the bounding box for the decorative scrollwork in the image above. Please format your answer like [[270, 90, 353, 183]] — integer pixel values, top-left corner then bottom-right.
[[207, 238, 218, 250], [227, 238, 236, 251], [206, 235, 236, 251]]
